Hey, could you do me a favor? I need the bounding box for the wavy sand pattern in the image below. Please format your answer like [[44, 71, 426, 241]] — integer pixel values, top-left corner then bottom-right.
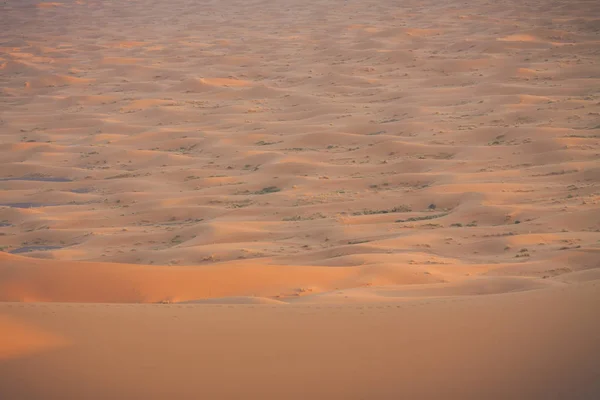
[[1, 0, 599, 398]]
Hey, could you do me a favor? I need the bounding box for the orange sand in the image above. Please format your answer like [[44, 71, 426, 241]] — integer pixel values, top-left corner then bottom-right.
[[1, 0, 599, 398]]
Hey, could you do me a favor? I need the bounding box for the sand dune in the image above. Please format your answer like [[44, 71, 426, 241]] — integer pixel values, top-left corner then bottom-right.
[[1, 0, 599, 398], [1, 282, 599, 399]]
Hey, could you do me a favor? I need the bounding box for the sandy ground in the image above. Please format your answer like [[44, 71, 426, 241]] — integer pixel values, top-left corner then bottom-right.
[[1, 0, 599, 398], [1, 281, 599, 399]]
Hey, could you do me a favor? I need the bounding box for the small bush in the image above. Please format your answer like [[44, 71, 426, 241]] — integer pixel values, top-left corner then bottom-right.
[[254, 186, 281, 195], [396, 213, 448, 223], [353, 205, 411, 216]]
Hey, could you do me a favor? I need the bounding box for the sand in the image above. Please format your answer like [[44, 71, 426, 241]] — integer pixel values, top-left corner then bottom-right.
[[1, 282, 599, 399], [1, 0, 599, 398]]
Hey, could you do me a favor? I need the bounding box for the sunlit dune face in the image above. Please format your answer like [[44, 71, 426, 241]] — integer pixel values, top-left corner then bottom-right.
[[101, 57, 143, 65], [120, 99, 175, 112], [404, 28, 440, 36], [23, 75, 94, 90], [497, 34, 538, 42], [36, 2, 64, 8], [114, 41, 147, 49], [201, 77, 252, 87], [0, 315, 68, 361]]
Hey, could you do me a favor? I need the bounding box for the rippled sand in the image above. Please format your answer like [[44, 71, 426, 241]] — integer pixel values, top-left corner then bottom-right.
[[1, 0, 599, 398]]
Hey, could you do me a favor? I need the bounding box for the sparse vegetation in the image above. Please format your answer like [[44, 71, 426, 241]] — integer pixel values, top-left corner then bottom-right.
[[396, 213, 448, 223], [348, 239, 371, 245], [283, 213, 326, 221], [369, 183, 391, 190], [229, 200, 252, 208], [282, 147, 312, 152], [171, 235, 183, 244], [533, 169, 578, 177], [166, 144, 198, 154], [254, 186, 281, 195], [515, 248, 530, 258], [559, 245, 581, 250], [353, 205, 411, 216]]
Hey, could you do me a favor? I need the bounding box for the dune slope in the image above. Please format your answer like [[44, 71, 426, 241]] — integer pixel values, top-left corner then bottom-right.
[[1, 282, 599, 399], [1, 0, 599, 398]]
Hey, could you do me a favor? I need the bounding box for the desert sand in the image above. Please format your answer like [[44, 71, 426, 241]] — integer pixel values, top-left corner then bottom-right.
[[1, 0, 599, 398]]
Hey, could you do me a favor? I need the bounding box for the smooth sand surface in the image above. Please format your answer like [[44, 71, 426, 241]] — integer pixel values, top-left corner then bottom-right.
[[1, 0, 599, 398], [1, 283, 599, 399]]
